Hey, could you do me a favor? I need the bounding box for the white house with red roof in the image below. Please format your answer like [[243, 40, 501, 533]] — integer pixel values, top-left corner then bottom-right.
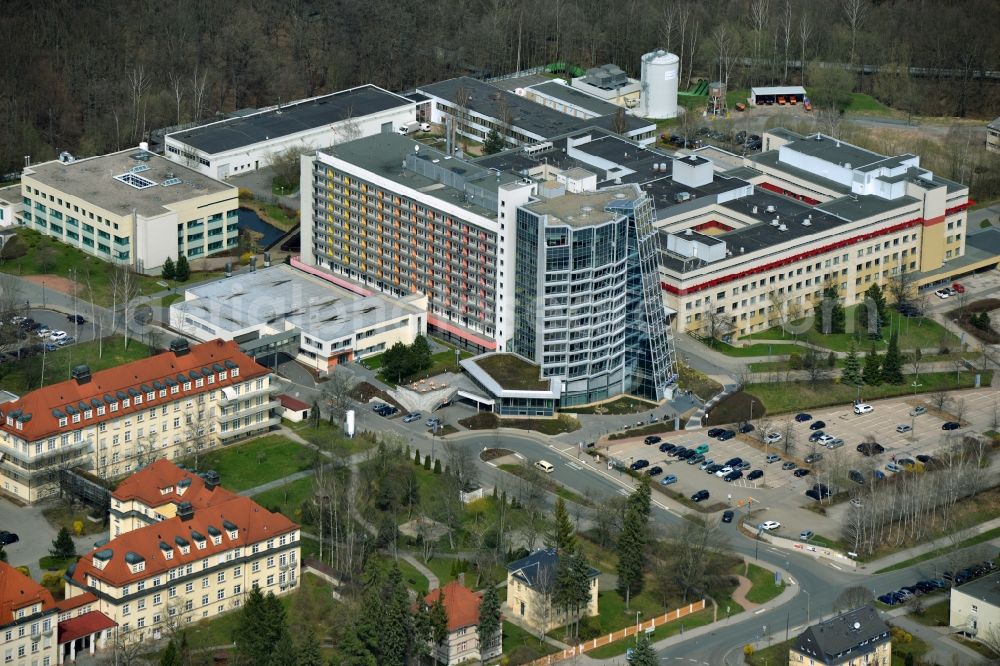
[[0, 338, 277, 503], [421, 580, 502, 665]]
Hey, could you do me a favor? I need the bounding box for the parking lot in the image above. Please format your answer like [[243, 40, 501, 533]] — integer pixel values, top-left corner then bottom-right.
[[599, 389, 998, 536], [2, 308, 96, 360]]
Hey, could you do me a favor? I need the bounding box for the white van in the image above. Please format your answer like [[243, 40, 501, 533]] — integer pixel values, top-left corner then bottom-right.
[[534, 460, 554, 474]]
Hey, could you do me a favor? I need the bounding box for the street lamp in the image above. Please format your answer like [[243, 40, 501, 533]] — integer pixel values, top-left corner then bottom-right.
[[802, 587, 811, 624], [634, 610, 642, 644]]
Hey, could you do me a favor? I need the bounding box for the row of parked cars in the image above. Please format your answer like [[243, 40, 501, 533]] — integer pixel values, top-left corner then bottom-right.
[[934, 282, 965, 299], [878, 560, 997, 605]]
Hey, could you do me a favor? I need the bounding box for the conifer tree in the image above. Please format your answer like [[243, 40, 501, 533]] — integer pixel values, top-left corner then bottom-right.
[[549, 496, 576, 553], [842, 341, 862, 385], [161, 256, 176, 281], [881, 331, 904, 384], [477, 584, 502, 655], [862, 344, 882, 386], [296, 629, 324, 666], [630, 634, 658, 666], [175, 254, 191, 281]]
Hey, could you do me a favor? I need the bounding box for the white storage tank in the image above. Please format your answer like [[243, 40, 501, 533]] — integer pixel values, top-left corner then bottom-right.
[[639, 49, 679, 119]]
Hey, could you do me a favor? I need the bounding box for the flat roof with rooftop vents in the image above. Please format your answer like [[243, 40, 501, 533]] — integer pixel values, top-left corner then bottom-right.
[[24, 149, 233, 218], [529, 81, 623, 116], [168, 85, 412, 154], [523, 185, 643, 228]]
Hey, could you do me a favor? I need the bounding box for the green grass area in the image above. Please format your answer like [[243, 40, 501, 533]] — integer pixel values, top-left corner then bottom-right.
[[755, 307, 960, 353], [703, 338, 808, 358], [744, 563, 785, 604], [0, 227, 164, 305], [185, 573, 337, 652], [847, 93, 894, 115], [377, 348, 473, 386], [500, 620, 559, 663], [747, 351, 980, 373], [953, 635, 1000, 659], [875, 525, 1000, 573], [387, 556, 430, 596], [891, 630, 930, 665], [909, 599, 950, 627], [497, 464, 592, 506], [252, 476, 315, 523], [39, 556, 76, 571], [196, 435, 314, 492], [0, 335, 154, 394], [584, 601, 720, 659], [808, 534, 843, 550], [745, 370, 991, 415], [292, 419, 376, 458], [678, 361, 724, 401], [473, 353, 548, 391], [459, 412, 582, 435], [571, 396, 659, 415], [160, 293, 182, 307], [607, 421, 677, 440], [744, 638, 793, 666]]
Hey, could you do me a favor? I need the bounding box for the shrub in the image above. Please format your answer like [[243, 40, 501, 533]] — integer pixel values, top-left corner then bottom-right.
[[0, 235, 27, 260], [788, 353, 803, 370], [238, 188, 255, 200]]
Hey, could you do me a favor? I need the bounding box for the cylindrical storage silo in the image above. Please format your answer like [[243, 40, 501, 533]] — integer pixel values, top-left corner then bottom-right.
[[639, 49, 679, 119]]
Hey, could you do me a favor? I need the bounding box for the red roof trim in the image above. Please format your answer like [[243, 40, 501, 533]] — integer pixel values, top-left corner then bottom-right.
[[58, 611, 116, 644], [277, 394, 310, 411]]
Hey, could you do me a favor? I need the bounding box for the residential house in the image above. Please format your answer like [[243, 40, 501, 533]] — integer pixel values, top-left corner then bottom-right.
[[421, 580, 501, 665], [505, 548, 599, 633], [790, 605, 892, 666]]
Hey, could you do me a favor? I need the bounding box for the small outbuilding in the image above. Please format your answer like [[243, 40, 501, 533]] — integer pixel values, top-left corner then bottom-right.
[[277, 394, 311, 423], [750, 86, 807, 106]]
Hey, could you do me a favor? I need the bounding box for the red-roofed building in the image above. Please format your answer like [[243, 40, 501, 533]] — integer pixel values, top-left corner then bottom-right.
[[64, 460, 300, 647], [0, 561, 117, 664], [421, 580, 501, 665], [276, 394, 311, 423], [0, 338, 278, 503]]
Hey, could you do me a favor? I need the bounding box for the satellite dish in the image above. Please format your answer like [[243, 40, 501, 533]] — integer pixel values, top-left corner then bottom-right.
[[853, 622, 861, 630]]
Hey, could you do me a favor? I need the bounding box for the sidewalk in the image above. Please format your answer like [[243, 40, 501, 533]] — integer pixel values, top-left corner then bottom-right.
[[855, 515, 1000, 573]]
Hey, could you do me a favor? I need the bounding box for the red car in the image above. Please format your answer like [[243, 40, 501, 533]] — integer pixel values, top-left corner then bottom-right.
[[952, 282, 965, 293]]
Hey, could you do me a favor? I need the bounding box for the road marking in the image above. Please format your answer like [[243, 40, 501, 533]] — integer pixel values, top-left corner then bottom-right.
[[829, 563, 842, 571], [788, 578, 796, 585], [567, 462, 582, 470], [754, 608, 767, 614], [618, 488, 630, 496], [514, 453, 525, 460], [486, 461, 497, 467]]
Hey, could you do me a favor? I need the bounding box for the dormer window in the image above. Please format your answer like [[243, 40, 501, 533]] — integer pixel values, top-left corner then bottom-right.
[[164, 550, 173, 560], [228, 530, 238, 540], [58, 417, 68, 427], [134, 395, 142, 405], [72, 413, 81, 424], [181, 545, 190, 555], [171, 385, 179, 394], [110, 403, 118, 412], [97, 406, 105, 416], [84, 409, 92, 419], [147, 392, 154, 401], [183, 382, 191, 391], [131, 561, 145, 573], [195, 379, 204, 388], [207, 375, 215, 384], [231, 368, 239, 377], [159, 389, 166, 398], [5, 417, 11, 426], [219, 371, 227, 380], [213, 535, 222, 546], [122, 398, 130, 408], [160, 486, 173, 495]]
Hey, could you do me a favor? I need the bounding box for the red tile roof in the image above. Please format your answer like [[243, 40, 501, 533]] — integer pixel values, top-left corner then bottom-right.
[[0, 339, 270, 442], [0, 561, 56, 625], [277, 394, 310, 411], [424, 581, 482, 632], [57, 610, 116, 644], [54, 591, 98, 614], [71, 494, 298, 588], [112, 459, 237, 509]]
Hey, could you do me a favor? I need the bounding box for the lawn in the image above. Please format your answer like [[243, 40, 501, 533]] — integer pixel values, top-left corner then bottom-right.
[[756, 307, 960, 353], [497, 464, 592, 506], [745, 638, 793, 666], [745, 370, 991, 415], [293, 419, 377, 458], [377, 348, 474, 386], [808, 534, 843, 550], [875, 525, 1000, 573], [678, 362, 724, 401], [583, 599, 722, 659], [196, 435, 314, 491], [890, 630, 930, 665], [909, 599, 950, 627], [744, 563, 785, 604], [747, 351, 981, 373], [500, 620, 559, 664], [460, 412, 582, 435], [703, 337, 806, 358], [847, 93, 894, 115], [160, 293, 183, 307], [572, 396, 659, 415], [607, 421, 677, 440], [472, 353, 548, 391], [0, 227, 165, 305], [386, 555, 430, 596], [704, 391, 763, 427], [252, 476, 315, 523], [0, 335, 154, 394]]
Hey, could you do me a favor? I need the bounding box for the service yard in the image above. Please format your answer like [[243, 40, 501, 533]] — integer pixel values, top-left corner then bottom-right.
[[596, 388, 998, 540]]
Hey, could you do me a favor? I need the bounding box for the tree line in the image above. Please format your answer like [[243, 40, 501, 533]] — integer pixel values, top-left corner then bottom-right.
[[3, 0, 999, 176]]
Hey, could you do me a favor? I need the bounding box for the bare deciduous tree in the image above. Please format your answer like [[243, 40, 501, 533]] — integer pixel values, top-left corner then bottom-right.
[[832, 585, 873, 613]]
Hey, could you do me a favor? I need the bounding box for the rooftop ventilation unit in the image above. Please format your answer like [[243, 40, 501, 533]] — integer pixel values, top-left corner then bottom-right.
[[771, 219, 780, 227], [128, 164, 150, 174], [802, 219, 811, 226], [161, 178, 182, 187], [778, 224, 787, 232], [766, 204, 776, 213], [752, 205, 758, 214]]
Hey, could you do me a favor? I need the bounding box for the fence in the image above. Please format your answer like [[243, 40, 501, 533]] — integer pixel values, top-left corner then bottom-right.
[[522, 599, 707, 666]]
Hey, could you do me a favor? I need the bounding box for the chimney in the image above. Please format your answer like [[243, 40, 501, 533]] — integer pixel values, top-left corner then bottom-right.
[[71, 365, 92, 384], [177, 501, 194, 521], [458, 572, 465, 586], [203, 470, 220, 491], [170, 338, 190, 356]]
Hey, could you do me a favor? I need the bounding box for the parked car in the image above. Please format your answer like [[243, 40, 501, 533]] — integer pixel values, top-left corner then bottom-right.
[[736, 461, 751, 470], [885, 462, 903, 473], [690, 490, 710, 502], [687, 454, 705, 465], [854, 403, 874, 414], [909, 406, 927, 416], [660, 474, 678, 486], [857, 442, 885, 456], [934, 288, 951, 299], [849, 470, 865, 484], [942, 421, 961, 430], [808, 431, 827, 442], [759, 521, 781, 531], [425, 417, 441, 427], [658, 442, 677, 454], [699, 459, 715, 470], [764, 432, 782, 444], [872, 469, 886, 480], [707, 428, 724, 438], [913, 581, 937, 594], [678, 449, 697, 460], [724, 457, 743, 467], [721, 510, 734, 523], [67, 314, 86, 324], [0, 531, 18, 545], [804, 452, 824, 464], [646, 466, 663, 477], [644, 435, 662, 445], [809, 420, 826, 430], [781, 461, 797, 470], [705, 463, 724, 474], [723, 470, 744, 482], [826, 438, 845, 449], [794, 413, 812, 422], [739, 422, 755, 433], [43, 343, 57, 352], [793, 468, 811, 478], [952, 282, 965, 293], [850, 498, 863, 508], [765, 454, 781, 464], [402, 413, 422, 423], [715, 466, 734, 477], [694, 444, 710, 455], [57, 336, 75, 346], [630, 459, 650, 470], [717, 430, 736, 441], [895, 424, 912, 433], [747, 469, 764, 481], [816, 434, 835, 446], [670, 446, 687, 457], [878, 592, 904, 605], [799, 530, 814, 541]]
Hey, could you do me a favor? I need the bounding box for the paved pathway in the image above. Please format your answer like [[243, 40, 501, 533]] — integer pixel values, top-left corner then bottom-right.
[[854, 515, 1000, 573], [730, 574, 758, 611], [401, 553, 439, 591], [888, 612, 988, 665]]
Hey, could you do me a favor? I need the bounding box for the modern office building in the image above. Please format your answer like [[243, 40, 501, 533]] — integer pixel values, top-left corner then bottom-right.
[[0, 339, 276, 503], [790, 606, 891, 666], [170, 264, 427, 375], [300, 132, 536, 352], [65, 460, 300, 645], [416, 76, 656, 148], [19, 149, 238, 272], [0, 184, 20, 228], [164, 85, 416, 179], [511, 185, 675, 404], [950, 570, 1000, 641]]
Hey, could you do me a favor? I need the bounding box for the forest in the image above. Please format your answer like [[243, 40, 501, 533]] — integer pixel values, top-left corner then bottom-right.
[[2, 0, 999, 175]]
